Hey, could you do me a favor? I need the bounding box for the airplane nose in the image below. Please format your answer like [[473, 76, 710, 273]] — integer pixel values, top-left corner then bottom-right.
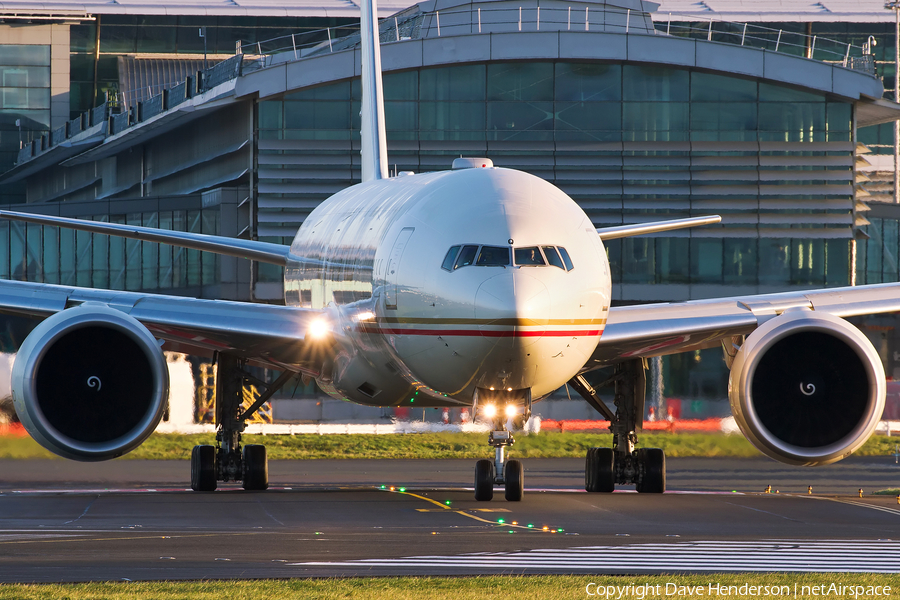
[[475, 270, 550, 347]]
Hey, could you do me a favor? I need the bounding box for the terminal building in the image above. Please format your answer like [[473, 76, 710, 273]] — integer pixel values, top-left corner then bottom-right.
[[2, 0, 900, 417]]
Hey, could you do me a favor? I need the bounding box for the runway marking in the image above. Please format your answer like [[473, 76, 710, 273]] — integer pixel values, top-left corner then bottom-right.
[[809, 496, 900, 518], [293, 539, 900, 573], [415, 508, 510, 513]]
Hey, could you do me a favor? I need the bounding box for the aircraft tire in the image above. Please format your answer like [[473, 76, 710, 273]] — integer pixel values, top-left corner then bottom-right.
[[191, 445, 217, 492], [585, 447, 615, 493], [242, 444, 269, 491], [474, 459, 494, 501], [635, 448, 665, 494], [504, 459, 524, 501]]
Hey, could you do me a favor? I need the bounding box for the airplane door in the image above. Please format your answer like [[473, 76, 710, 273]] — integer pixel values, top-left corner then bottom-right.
[[385, 227, 414, 309]]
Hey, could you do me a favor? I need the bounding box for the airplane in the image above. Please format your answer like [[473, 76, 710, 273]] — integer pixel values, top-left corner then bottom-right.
[[0, 0, 892, 502]]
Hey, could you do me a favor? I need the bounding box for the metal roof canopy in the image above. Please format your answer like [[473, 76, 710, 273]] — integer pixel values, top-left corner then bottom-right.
[[654, 0, 900, 23], [0, 0, 414, 17]]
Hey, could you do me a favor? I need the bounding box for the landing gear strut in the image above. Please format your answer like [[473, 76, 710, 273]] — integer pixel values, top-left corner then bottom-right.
[[570, 360, 666, 494], [473, 390, 530, 502], [190, 353, 293, 492]]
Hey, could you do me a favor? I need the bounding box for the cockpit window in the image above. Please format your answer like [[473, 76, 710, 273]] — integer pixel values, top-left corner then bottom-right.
[[558, 246, 574, 271], [441, 245, 461, 271], [542, 246, 565, 269], [454, 245, 478, 269], [476, 246, 511, 267], [514, 247, 545, 266]]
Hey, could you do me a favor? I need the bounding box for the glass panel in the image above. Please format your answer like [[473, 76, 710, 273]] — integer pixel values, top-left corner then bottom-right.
[[0, 45, 50, 67], [109, 215, 125, 290], [514, 247, 545, 266], [476, 246, 510, 266], [100, 25, 139, 53], [442, 245, 461, 271], [691, 102, 757, 131], [554, 102, 621, 134], [555, 63, 621, 101], [158, 211, 173, 289], [258, 101, 283, 130], [487, 101, 553, 139], [419, 102, 485, 140], [286, 80, 350, 101], [759, 82, 824, 102], [0, 87, 50, 110], [690, 239, 723, 284], [385, 101, 417, 136], [542, 246, 564, 269], [454, 245, 478, 269], [25, 223, 41, 282], [0, 66, 50, 88], [420, 64, 485, 101], [285, 101, 349, 130], [826, 102, 852, 133], [656, 238, 689, 284], [622, 65, 689, 101], [723, 238, 757, 285], [136, 18, 177, 52], [9, 221, 24, 280], [487, 63, 553, 101], [690, 72, 756, 102], [792, 239, 825, 285], [125, 213, 142, 289], [142, 212, 159, 289], [384, 70, 417, 101], [201, 209, 219, 285], [60, 228, 75, 285], [623, 102, 689, 134], [623, 237, 654, 283], [76, 229, 92, 287], [759, 103, 825, 137], [187, 210, 201, 286], [825, 239, 850, 287], [758, 238, 791, 285], [882, 218, 898, 282], [92, 218, 109, 289], [557, 246, 574, 271], [0, 221, 8, 279], [173, 210, 188, 288]]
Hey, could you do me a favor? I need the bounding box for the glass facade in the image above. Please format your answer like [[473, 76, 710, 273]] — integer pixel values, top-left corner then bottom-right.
[[0, 206, 220, 291], [0, 44, 51, 203], [258, 61, 855, 290], [69, 16, 355, 115]]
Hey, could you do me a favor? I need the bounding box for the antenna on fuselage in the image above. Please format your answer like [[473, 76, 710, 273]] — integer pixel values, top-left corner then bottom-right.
[[360, 0, 388, 181]]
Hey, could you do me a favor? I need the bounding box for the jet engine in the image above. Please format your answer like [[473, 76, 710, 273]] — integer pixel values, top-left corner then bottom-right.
[[728, 309, 884, 466], [12, 304, 169, 461]]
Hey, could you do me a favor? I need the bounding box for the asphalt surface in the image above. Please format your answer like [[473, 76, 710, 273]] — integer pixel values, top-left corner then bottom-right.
[[0, 456, 898, 582]]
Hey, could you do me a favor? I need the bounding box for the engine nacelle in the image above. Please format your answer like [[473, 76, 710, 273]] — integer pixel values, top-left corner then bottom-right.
[[729, 309, 885, 466], [12, 304, 169, 461]]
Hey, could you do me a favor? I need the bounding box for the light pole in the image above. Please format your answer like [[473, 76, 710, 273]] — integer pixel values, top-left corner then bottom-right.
[[886, 2, 900, 203]]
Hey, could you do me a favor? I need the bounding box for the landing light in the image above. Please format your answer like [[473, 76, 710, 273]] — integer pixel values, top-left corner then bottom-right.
[[307, 318, 330, 340], [356, 311, 375, 322], [483, 403, 497, 418], [505, 405, 517, 418]]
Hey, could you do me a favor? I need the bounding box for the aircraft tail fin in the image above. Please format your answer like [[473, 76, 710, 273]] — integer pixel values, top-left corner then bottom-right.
[[360, 0, 388, 181]]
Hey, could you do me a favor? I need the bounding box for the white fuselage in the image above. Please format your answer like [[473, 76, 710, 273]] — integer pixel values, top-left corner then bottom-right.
[[284, 166, 611, 407]]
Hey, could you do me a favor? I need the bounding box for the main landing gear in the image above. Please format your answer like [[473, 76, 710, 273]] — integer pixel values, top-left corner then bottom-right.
[[190, 353, 293, 492], [570, 360, 666, 494], [473, 390, 530, 502]]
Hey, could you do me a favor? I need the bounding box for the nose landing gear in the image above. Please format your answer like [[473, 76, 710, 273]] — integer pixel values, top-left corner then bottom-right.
[[472, 390, 530, 502]]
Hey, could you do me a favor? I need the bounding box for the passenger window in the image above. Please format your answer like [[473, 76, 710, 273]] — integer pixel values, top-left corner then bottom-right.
[[558, 247, 574, 271], [454, 245, 478, 269], [442, 245, 461, 271], [514, 247, 545, 266], [476, 246, 511, 267], [542, 246, 564, 269]]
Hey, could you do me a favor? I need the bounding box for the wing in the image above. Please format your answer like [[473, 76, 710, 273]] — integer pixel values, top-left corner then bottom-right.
[[0, 279, 329, 374], [586, 282, 900, 370]]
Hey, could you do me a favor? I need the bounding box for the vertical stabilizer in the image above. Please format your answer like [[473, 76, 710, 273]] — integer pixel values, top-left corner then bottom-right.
[[360, 0, 389, 181]]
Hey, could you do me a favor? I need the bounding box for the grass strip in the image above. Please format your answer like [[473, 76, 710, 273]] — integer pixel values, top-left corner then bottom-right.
[[1, 431, 899, 461], [1, 574, 898, 599]]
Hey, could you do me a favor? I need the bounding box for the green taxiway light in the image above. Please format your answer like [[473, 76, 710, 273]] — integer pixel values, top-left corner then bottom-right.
[[380, 485, 386, 489], [527, 524, 534, 528], [558, 528, 564, 532], [497, 518, 505, 524], [445, 500, 451, 505], [399, 487, 406, 492], [508, 530, 514, 534]]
